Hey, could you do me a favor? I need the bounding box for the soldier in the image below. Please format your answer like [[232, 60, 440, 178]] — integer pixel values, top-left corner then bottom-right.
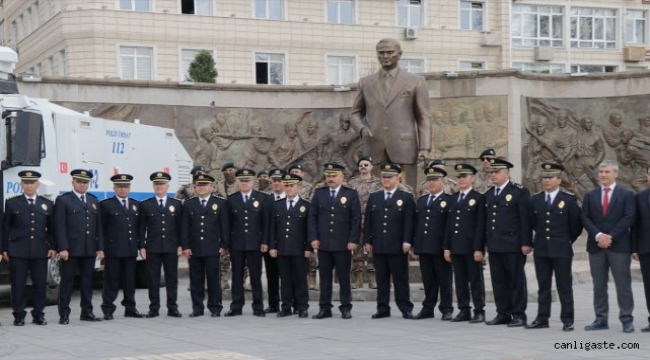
[[475, 148, 496, 194], [484, 158, 532, 327], [365, 164, 415, 319], [269, 173, 313, 318], [2, 170, 55, 326], [181, 173, 230, 317], [139, 172, 183, 318], [288, 163, 317, 290], [225, 169, 270, 317], [54, 169, 104, 325], [217, 162, 239, 291], [444, 163, 486, 324], [256, 169, 273, 194], [526, 163, 582, 331], [309, 163, 361, 319], [348, 155, 382, 289], [175, 165, 205, 200], [263, 169, 287, 314], [412, 167, 453, 320], [99, 174, 145, 320]]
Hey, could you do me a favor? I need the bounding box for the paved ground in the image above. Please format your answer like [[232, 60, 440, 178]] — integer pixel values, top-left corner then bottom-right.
[[0, 272, 649, 360]]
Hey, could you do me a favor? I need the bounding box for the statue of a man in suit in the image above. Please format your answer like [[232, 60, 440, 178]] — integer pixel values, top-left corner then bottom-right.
[[349, 38, 431, 184]]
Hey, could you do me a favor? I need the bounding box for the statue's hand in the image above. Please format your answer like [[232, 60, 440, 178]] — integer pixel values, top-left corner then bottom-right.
[[418, 150, 428, 162], [361, 128, 373, 138]]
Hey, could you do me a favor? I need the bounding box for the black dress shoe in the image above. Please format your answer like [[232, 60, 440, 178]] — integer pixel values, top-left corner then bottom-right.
[[298, 310, 309, 318], [584, 320, 608, 331], [189, 311, 204, 318], [277, 309, 293, 317], [253, 311, 266, 317], [224, 309, 243, 317], [312, 309, 333, 319], [641, 324, 650, 333], [486, 316, 510, 325], [623, 321, 635, 333], [210, 312, 221, 317], [525, 321, 549, 329], [167, 310, 182, 318], [441, 313, 453, 321], [371, 312, 391, 319], [451, 312, 471, 322], [125, 310, 145, 318], [341, 310, 352, 319], [264, 306, 280, 314], [292, 308, 299, 315], [145, 311, 159, 318], [413, 311, 434, 320], [507, 318, 526, 327], [13, 318, 25, 326], [402, 312, 414, 319], [80, 314, 102, 322], [103, 314, 114, 320], [59, 316, 69, 325], [563, 323, 575, 332], [32, 317, 47, 326], [469, 313, 485, 324]]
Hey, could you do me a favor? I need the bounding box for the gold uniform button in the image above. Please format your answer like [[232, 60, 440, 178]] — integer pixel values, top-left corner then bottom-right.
[[456, 217, 460, 220], [424, 231, 427, 234], [200, 237, 204, 240], [383, 230, 387, 233], [383, 223, 387, 226], [546, 212, 550, 215], [456, 210, 460, 213], [286, 235, 289, 238], [454, 231, 458, 234], [201, 215, 205, 219], [546, 236, 550, 240], [31, 236, 34, 239], [546, 220, 550, 224], [546, 228, 550, 232], [492, 227, 495, 230]]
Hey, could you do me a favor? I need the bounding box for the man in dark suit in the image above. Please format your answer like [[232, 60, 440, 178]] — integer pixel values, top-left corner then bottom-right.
[[484, 158, 532, 327], [139, 172, 183, 318], [526, 163, 582, 332], [2, 170, 55, 326], [444, 163, 486, 323], [54, 169, 104, 325], [181, 173, 230, 318], [349, 38, 431, 184], [364, 163, 415, 319], [99, 174, 145, 320], [308, 163, 361, 320], [269, 173, 312, 318], [225, 169, 270, 317], [263, 169, 287, 314], [633, 165, 650, 332], [413, 167, 453, 320], [582, 160, 635, 333]]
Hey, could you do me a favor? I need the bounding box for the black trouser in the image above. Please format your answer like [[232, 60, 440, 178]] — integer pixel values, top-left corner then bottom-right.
[[230, 250, 264, 312], [101, 257, 138, 315], [59, 256, 96, 318], [10, 257, 48, 319], [189, 255, 222, 314], [488, 252, 527, 320], [277, 255, 309, 311], [146, 252, 179, 312], [451, 254, 485, 313], [263, 252, 279, 308], [534, 256, 574, 323], [373, 253, 413, 314], [318, 250, 352, 312], [640, 253, 650, 323], [418, 254, 453, 314]]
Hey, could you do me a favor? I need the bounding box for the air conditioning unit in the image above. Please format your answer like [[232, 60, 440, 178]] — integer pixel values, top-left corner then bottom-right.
[[534, 46, 554, 61], [481, 31, 501, 47], [623, 46, 646, 62], [405, 27, 419, 40]]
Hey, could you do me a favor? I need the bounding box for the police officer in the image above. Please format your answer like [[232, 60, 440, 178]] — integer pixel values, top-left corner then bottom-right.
[[139, 172, 183, 318], [484, 158, 532, 327], [365, 164, 415, 319], [225, 169, 270, 317], [526, 163, 582, 331], [100, 174, 145, 319], [269, 173, 312, 318], [181, 173, 230, 317], [2, 170, 55, 326], [54, 169, 104, 325], [309, 163, 361, 319], [263, 169, 287, 313], [444, 163, 486, 324], [420, 159, 457, 195], [413, 167, 453, 320], [288, 163, 318, 291]]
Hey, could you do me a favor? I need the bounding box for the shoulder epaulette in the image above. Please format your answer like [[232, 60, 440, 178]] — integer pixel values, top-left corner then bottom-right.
[[561, 189, 575, 196], [6, 194, 20, 200], [534, 190, 543, 196], [418, 194, 428, 199], [299, 197, 310, 204], [512, 182, 524, 189], [211, 194, 226, 200], [38, 194, 53, 201]]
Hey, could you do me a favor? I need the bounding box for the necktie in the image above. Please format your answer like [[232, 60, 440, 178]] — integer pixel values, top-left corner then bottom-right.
[[276, 195, 281, 201], [459, 193, 465, 203], [330, 190, 336, 200], [201, 199, 206, 209], [385, 192, 392, 201], [28, 198, 35, 209], [122, 199, 128, 210], [603, 187, 610, 216], [245, 195, 249, 203], [80, 195, 86, 207], [546, 193, 552, 209], [495, 188, 501, 197], [381, 73, 391, 94], [159, 199, 165, 211], [427, 195, 434, 206], [288, 199, 294, 211]]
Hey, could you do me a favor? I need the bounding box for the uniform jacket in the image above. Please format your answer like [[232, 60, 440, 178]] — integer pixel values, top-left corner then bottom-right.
[[413, 192, 450, 255], [3, 195, 55, 258], [484, 182, 532, 253], [632, 189, 650, 255], [349, 67, 431, 165], [582, 184, 635, 254], [54, 191, 103, 256], [138, 197, 183, 253], [100, 197, 141, 258], [308, 186, 361, 252], [530, 190, 582, 258], [364, 189, 415, 255], [269, 197, 312, 256], [443, 189, 486, 255], [181, 195, 230, 257], [227, 190, 271, 251]]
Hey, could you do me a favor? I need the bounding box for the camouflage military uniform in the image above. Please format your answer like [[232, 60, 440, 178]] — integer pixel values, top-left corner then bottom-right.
[[474, 169, 492, 194], [175, 183, 196, 200], [216, 179, 240, 290], [256, 183, 273, 195], [298, 181, 318, 290], [347, 175, 382, 289]]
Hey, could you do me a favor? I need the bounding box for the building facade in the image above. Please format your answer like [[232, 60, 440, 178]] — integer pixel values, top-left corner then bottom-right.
[[1, 0, 649, 86]]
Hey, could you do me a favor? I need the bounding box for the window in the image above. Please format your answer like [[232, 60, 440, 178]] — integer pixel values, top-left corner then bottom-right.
[[570, 7, 616, 49], [326, 55, 356, 85], [459, 61, 484, 71], [180, 48, 214, 82], [327, 0, 354, 24], [512, 62, 564, 74], [512, 5, 563, 47], [181, 0, 213, 15], [396, 0, 421, 28], [59, 49, 67, 76], [460, 1, 483, 31], [626, 66, 647, 72], [625, 10, 646, 44], [254, 0, 284, 20], [399, 58, 424, 74], [119, 0, 151, 12], [570, 64, 616, 73], [254, 52, 285, 84], [120, 46, 153, 80]]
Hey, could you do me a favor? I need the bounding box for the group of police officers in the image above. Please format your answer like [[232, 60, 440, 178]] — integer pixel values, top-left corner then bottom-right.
[[3, 147, 650, 333]]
